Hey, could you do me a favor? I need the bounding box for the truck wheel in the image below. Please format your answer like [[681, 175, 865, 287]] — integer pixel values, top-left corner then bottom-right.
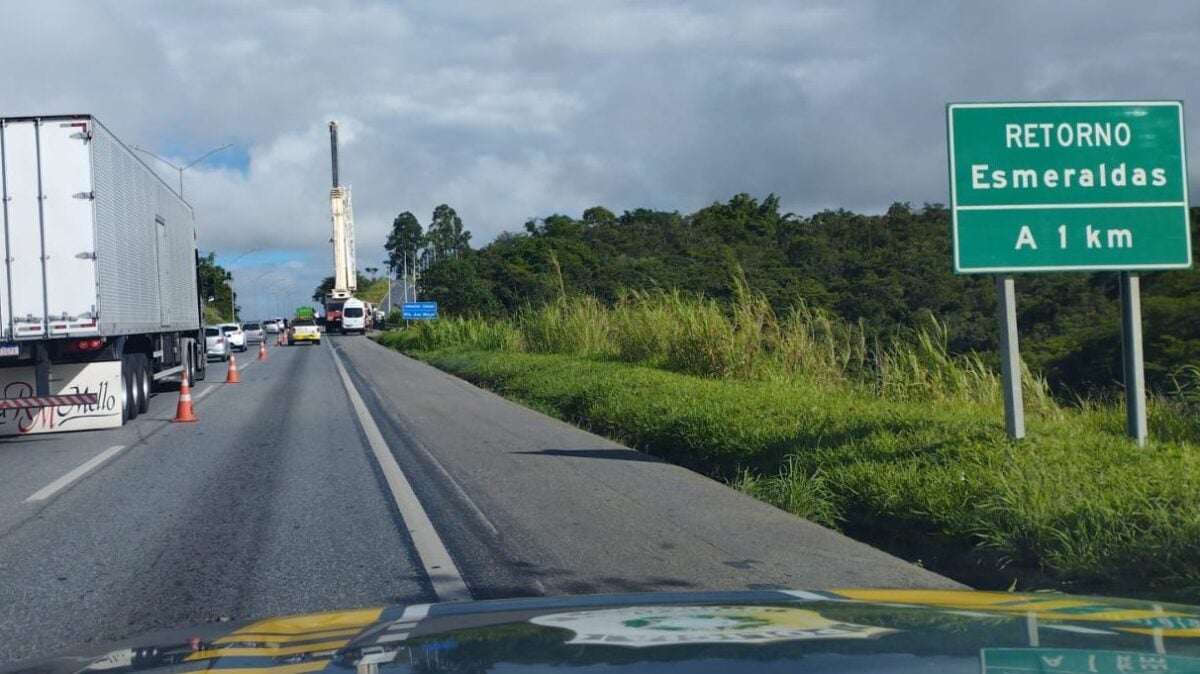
[[119, 362, 131, 424], [128, 360, 141, 421], [137, 355, 152, 414], [122, 359, 138, 422], [135, 354, 151, 412], [192, 344, 205, 383]]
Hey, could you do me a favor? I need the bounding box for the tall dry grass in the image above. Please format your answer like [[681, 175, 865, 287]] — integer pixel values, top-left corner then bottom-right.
[[385, 283, 1055, 409]]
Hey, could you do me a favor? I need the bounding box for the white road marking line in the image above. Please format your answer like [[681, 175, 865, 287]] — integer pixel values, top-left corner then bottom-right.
[[194, 384, 219, 403], [25, 445, 128, 502], [348, 349, 500, 537], [329, 346, 472, 602], [375, 633, 409, 644], [190, 359, 258, 403], [532, 579, 548, 594]]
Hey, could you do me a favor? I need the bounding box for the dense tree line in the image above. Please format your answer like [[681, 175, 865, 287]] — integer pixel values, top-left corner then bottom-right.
[[384, 195, 1200, 394]]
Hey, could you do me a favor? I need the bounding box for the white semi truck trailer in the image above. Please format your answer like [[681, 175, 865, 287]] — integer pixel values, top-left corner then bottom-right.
[[0, 114, 207, 435]]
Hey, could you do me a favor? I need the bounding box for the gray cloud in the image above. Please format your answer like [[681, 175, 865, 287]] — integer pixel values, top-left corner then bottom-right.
[[2, 1, 1197, 315]]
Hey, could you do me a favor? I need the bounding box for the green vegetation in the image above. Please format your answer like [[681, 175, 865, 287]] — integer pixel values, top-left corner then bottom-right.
[[391, 196, 1200, 396], [197, 252, 236, 324], [377, 290, 1200, 601], [374, 192, 1200, 598], [356, 277, 390, 306]]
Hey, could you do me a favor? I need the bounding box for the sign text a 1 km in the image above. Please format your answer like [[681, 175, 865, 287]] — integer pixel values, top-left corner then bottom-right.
[[948, 101, 1190, 273]]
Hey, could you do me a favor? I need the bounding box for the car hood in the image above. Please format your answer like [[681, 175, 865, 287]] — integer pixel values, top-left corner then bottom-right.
[[7, 589, 1200, 673]]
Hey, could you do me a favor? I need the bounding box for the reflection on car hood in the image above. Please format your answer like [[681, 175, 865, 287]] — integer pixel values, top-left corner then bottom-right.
[[7, 589, 1200, 673]]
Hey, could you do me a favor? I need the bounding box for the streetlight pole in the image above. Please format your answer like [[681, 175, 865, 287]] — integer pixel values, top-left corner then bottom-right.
[[248, 270, 279, 320], [382, 260, 393, 314], [222, 249, 259, 322], [269, 281, 294, 320], [130, 143, 234, 199]]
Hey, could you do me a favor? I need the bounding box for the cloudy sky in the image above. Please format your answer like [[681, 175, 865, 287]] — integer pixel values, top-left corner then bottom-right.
[[3, 1, 1198, 317]]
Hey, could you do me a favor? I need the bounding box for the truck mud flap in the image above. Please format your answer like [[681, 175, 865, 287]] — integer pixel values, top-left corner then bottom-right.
[[0, 361, 121, 435]]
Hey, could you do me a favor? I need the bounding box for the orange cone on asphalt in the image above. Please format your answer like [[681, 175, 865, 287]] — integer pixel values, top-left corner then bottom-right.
[[225, 353, 241, 384], [258, 341, 268, 361], [172, 370, 198, 422]]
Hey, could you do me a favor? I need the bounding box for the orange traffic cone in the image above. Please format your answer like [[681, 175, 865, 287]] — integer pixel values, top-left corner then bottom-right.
[[258, 341, 268, 361], [277, 331, 284, 347], [172, 370, 198, 422], [225, 353, 241, 384]]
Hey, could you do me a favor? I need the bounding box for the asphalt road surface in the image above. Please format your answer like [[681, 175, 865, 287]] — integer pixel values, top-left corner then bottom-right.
[[0, 334, 959, 665]]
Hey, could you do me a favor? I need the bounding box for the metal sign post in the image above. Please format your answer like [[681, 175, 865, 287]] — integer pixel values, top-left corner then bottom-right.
[[1119, 272, 1148, 447], [995, 275, 1025, 439]]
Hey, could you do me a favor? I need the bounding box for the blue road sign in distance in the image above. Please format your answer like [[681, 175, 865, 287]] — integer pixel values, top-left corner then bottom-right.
[[402, 302, 438, 320]]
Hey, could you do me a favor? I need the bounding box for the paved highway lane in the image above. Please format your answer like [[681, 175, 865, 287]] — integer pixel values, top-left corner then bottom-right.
[[0, 334, 959, 665], [332, 335, 961, 595], [0, 342, 431, 665]]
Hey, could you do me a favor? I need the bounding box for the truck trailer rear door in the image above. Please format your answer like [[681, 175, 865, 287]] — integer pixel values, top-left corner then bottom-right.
[[39, 120, 98, 337], [0, 119, 98, 340], [2, 120, 44, 339]]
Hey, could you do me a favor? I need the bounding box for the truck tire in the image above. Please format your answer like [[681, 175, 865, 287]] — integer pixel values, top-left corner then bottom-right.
[[122, 358, 138, 422], [128, 360, 141, 421], [137, 354, 152, 414], [193, 343, 206, 382], [119, 362, 131, 424]]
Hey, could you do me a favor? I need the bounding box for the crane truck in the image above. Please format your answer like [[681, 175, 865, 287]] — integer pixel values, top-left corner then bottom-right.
[[0, 115, 207, 435], [323, 120, 357, 334]]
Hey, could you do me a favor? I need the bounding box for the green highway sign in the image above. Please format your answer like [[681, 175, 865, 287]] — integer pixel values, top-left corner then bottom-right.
[[982, 648, 1200, 674], [948, 101, 1190, 273]]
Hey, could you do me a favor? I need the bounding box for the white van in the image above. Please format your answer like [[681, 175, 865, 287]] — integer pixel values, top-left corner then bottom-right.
[[341, 297, 367, 334]]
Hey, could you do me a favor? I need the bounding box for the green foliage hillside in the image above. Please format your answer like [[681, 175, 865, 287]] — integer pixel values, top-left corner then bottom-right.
[[410, 195, 1200, 394]]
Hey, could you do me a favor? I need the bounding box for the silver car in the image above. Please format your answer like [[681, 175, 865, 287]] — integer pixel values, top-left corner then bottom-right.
[[204, 326, 229, 361], [243, 321, 266, 343]]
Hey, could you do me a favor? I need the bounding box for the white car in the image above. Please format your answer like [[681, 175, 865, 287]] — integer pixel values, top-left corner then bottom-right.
[[264, 320, 281, 334], [219, 323, 247, 352], [204, 326, 229, 361]]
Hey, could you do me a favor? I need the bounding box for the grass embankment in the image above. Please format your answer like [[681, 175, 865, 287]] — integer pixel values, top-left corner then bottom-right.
[[377, 288, 1200, 601], [357, 278, 391, 306]]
